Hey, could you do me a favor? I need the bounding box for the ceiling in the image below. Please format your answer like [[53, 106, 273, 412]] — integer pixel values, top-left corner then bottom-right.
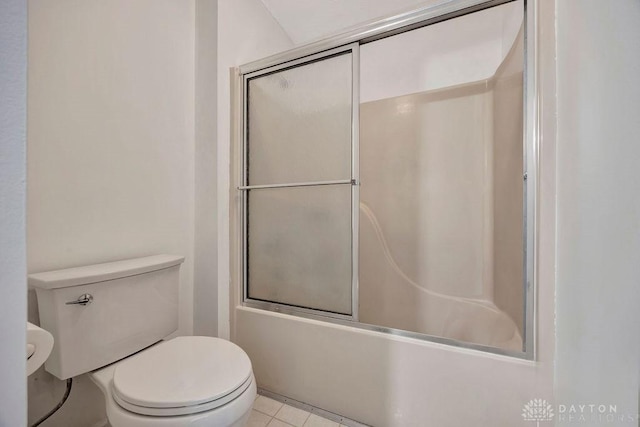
[[259, 0, 440, 45]]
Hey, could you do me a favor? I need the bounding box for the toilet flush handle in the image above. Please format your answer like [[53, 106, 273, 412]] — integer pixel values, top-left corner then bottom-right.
[[65, 294, 93, 306]]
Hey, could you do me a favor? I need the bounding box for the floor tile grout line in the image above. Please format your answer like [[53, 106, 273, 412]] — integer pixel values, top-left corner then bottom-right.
[[267, 417, 298, 427], [257, 389, 370, 427], [274, 403, 312, 427], [254, 392, 354, 427], [253, 394, 285, 418], [254, 407, 281, 417]]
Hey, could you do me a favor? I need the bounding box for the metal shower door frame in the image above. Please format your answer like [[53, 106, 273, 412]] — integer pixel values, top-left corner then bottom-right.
[[239, 43, 360, 321]]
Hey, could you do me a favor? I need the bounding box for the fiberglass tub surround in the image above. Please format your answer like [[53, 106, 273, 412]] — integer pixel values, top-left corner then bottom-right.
[[359, 4, 525, 351], [239, 0, 529, 355]]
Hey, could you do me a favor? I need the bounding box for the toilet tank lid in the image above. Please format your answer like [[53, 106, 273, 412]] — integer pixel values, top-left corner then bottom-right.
[[28, 255, 185, 290]]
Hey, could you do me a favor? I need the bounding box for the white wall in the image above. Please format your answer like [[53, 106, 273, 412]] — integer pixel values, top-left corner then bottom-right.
[[194, 0, 219, 337], [27, 1, 196, 425], [217, 0, 294, 339], [0, 0, 28, 425], [260, 0, 437, 45], [555, 0, 640, 423], [360, 1, 522, 104]]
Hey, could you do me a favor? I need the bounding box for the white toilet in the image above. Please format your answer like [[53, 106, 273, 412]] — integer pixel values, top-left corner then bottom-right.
[[29, 255, 256, 427]]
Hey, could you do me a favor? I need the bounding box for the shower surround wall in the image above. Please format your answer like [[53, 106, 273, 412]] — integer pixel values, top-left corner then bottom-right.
[[360, 86, 494, 302], [359, 27, 525, 350], [491, 27, 525, 334]]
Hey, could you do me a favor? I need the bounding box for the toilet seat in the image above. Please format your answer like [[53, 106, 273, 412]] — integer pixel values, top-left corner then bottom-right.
[[113, 374, 253, 416], [110, 336, 253, 417]]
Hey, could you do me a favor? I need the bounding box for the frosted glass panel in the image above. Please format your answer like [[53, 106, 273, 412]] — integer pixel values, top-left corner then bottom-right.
[[247, 185, 352, 315], [247, 53, 352, 185]]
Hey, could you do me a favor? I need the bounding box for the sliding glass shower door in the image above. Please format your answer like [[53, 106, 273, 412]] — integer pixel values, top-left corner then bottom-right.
[[241, 44, 359, 318], [237, 0, 533, 358]]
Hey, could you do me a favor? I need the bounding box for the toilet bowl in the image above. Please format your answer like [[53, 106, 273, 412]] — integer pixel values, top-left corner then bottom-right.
[[90, 337, 256, 427], [29, 255, 256, 427]]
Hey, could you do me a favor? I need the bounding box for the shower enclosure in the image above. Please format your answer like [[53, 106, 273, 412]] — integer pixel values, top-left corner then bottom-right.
[[234, 0, 533, 357]]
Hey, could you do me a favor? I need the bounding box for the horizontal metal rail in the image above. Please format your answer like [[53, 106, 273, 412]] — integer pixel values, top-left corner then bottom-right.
[[238, 179, 355, 191], [238, 0, 514, 75]]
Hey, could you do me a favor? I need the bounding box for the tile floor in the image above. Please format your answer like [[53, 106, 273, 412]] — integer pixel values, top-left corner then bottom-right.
[[250, 394, 349, 427]]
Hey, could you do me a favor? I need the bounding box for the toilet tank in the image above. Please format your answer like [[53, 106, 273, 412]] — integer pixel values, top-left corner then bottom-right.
[[29, 255, 184, 380]]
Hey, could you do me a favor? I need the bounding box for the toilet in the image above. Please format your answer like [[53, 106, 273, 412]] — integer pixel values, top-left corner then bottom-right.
[[29, 255, 256, 427]]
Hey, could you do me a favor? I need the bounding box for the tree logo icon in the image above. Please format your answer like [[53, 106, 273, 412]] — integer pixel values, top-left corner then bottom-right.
[[522, 399, 554, 426]]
